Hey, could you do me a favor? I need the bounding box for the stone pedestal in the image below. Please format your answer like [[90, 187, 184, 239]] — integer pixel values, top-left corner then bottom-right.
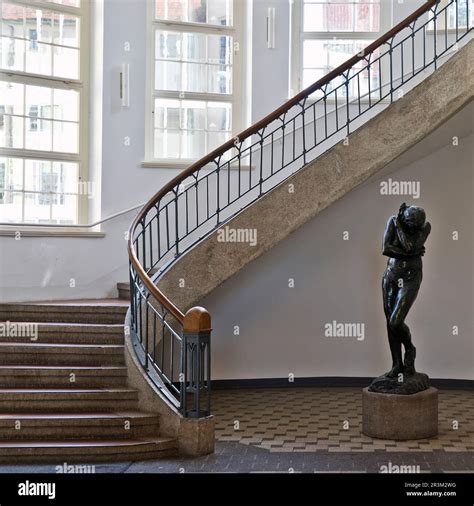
[[362, 387, 438, 440]]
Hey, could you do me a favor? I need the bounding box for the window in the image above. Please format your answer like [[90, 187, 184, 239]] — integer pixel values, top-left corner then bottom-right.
[[291, 0, 391, 97], [434, 0, 474, 30], [0, 0, 88, 225], [147, 0, 243, 163]]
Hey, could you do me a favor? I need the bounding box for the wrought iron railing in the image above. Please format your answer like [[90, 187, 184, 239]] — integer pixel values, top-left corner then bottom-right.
[[128, 0, 473, 417]]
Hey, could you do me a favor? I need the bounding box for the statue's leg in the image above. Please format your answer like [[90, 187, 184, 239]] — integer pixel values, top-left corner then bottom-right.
[[388, 273, 422, 376], [382, 273, 403, 377]]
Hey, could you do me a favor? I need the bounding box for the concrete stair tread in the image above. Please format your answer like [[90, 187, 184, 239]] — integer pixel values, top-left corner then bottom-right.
[[0, 388, 136, 393], [0, 437, 176, 448], [0, 301, 129, 324], [0, 322, 125, 345], [0, 366, 126, 370], [0, 411, 158, 420], [6, 299, 129, 307], [0, 322, 124, 329], [0, 342, 123, 349]]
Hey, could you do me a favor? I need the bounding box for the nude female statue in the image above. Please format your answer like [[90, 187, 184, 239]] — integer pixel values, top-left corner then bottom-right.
[[382, 203, 431, 379]]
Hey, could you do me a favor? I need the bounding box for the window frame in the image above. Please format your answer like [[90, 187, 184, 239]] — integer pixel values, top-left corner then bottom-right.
[[144, 0, 245, 167], [290, 0, 392, 102], [428, 0, 474, 32], [0, 0, 90, 225]]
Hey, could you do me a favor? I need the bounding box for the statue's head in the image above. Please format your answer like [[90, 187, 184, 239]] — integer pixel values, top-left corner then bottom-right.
[[403, 205, 426, 231]]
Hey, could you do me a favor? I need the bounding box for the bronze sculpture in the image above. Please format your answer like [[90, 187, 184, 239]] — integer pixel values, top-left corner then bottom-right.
[[369, 203, 432, 394]]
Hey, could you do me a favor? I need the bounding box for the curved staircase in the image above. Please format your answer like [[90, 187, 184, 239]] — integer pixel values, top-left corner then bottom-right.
[[0, 299, 178, 463]]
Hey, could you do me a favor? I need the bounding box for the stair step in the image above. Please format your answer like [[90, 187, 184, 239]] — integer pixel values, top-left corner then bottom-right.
[[0, 437, 178, 463], [0, 388, 139, 412], [0, 343, 125, 366], [0, 322, 124, 345], [0, 411, 161, 440], [117, 282, 130, 301], [0, 366, 128, 388], [0, 300, 129, 324]]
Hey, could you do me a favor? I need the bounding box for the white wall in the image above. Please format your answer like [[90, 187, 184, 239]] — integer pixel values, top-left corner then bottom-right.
[[202, 122, 474, 381]]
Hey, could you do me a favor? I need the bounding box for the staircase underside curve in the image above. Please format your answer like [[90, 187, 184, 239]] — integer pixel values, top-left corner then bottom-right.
[[157, 39, 473, 312]]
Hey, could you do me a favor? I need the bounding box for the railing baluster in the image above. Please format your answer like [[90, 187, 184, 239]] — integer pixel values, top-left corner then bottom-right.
[[165, 205, 170, 252], [227, 160, 231, 205], [206, 176, 210, 220], [145, 300, 149, 368], [141, 221, 146, 272], [401, 40, 404, 85], [216, 164, 220, 225], [357, 73, 361, 115], [389, 44, 394, 102], [259, 131, 264, 196], [270, 133, 274, 176], [445, 8, 448, 51], [238, 146, 242, 197], [185, 187, 189, 235], [174, 192, 179, 256], [423, 25, 426, 70], [378, 56, 383, 100], [195, 179, 199, 229], [312, 103, 317, 147], [323, 95, 328, 139], [301, 102, 307, 165], [292, 118, 296, 162], [345, 74, 350, 137], [156, 208, 161, 261], [149, 223, 153, 270], [281, 119, 286, 170]]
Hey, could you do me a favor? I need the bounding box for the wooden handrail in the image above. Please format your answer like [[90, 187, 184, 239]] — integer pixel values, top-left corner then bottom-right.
[[128, 0, 438, 324]]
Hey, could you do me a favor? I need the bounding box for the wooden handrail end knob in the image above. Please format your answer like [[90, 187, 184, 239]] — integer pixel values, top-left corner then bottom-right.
[[183, 306, 212, 333]]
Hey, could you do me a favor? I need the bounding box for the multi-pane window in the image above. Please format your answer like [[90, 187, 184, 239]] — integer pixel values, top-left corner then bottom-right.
[[0, 0, 87, 225], [293, 0, 390, 97], [438, 0, 474, 29], [150, 0, 239, 162]]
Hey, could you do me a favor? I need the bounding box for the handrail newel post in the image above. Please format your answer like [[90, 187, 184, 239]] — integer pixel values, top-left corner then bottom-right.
[[182, 307, 212, 418]]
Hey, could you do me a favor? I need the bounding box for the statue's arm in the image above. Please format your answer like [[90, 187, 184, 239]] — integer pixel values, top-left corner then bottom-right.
[[382, 217, 409, 258], [414, 221, 431, 250], [395, 218, 415, 251]]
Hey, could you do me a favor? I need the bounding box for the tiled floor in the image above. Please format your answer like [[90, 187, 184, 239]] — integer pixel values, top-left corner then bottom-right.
[[0, 387, 472, 473], [213, 387, 474, 453]]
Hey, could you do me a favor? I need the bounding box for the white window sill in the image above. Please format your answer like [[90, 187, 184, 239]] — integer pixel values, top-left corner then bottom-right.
[[0, 227, 105, 238]]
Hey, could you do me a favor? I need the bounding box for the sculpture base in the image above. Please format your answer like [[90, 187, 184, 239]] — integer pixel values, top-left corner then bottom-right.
[[368, 372, 430, 395], [362, 387, 438, 440]]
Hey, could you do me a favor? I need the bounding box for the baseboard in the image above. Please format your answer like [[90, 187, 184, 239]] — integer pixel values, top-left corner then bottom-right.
[[211, 376, 474, 390]]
